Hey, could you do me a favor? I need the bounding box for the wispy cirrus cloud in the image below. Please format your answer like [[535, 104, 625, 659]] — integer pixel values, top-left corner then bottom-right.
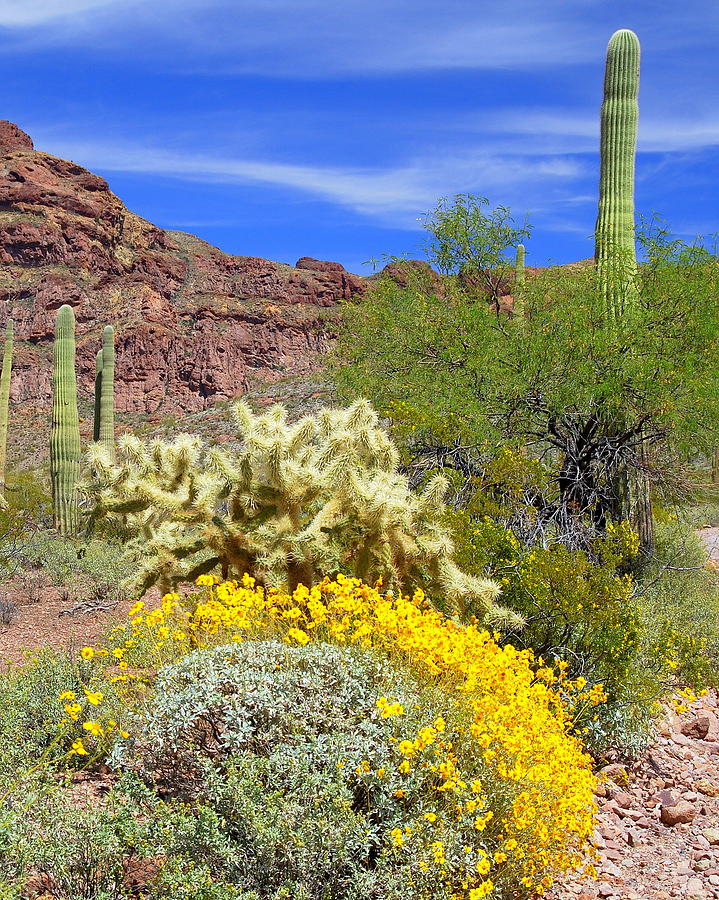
[[475, 109, 719, 154], [3, 0, 714, 78], [34, 134, 584, 226]]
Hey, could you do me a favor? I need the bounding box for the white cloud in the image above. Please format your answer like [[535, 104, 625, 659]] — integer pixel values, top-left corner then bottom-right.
[[0, 0, 641, 75], [480, 109, 719, 153], [0, 0, 124, 27], [37, 135, 584, 226]]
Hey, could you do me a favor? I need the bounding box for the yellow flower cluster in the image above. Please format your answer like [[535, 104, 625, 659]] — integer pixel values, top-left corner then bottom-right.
[[87, 574, 597, 895], [55, 688, 128, 758]]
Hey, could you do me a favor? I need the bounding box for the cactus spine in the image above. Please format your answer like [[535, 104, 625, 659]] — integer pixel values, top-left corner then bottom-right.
[[594, 29, 640, 319], [51, 305, 81, 534], [513, 244, 526, 321], [93, 348, 103, 443], [98, 325, 115, 455], [0, 320, 13, 503]]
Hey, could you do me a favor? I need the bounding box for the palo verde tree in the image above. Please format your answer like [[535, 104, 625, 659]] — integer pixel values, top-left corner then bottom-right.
[[422, 194, 531, 306], [335, 206, 719, 546]]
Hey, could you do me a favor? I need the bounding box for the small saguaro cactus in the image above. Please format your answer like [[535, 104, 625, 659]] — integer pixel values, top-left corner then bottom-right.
[[513, 244, 526, 321], [0, 320, 13, 503], [594, 28, 640, 319], [514, 244, 525, 286], [98, 325, 115, 454], [51, 304, 81, 534]]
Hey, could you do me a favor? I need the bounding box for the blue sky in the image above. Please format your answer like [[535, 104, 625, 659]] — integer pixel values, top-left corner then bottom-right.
[[1, 0, 717, 274]]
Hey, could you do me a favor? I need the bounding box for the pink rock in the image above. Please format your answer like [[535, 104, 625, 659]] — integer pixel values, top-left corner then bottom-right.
[[683, 715, 712, 740], [660, 800, 696, 825]]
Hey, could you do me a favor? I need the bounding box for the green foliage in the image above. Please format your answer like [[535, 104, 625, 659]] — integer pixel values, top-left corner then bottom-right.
[[448, 506, 715, 753], [638, 516, 719, 687], [595, 29, 640, 319], [421, 194, 531, 303], [0, 771, 244, 899], [0, 319, 12, 503], [22, 532, 135, 608], [0, 650, 92, 784], [83, 399, 512, 626], [336, 227, 719, 529], [51, 304, 81, 535], [0, 469, 49, 580]]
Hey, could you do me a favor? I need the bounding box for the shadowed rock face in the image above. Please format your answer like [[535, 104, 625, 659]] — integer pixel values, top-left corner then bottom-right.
[[0, 122, 366, 414]]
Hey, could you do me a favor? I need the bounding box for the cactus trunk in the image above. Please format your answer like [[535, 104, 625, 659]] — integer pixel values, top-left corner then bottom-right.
[[594, 29, 640, 320], [51, 305, 81, 534], [0, 320, 13, 502], [99, 326, 115, 455], [93, 349, 103, 443]]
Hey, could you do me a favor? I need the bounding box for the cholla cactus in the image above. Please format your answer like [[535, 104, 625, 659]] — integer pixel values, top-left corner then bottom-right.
[[84, 400, 516, 627]]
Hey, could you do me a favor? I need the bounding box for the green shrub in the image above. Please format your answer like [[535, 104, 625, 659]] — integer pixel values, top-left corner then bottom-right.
[[448, 510, 715, 754], [637, 517, 719, 688], [0, 772, 244, 899], [22, 533, 135, 608]]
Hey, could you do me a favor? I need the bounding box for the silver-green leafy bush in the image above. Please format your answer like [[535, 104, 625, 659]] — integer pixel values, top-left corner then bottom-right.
[[112, 641, 506, 900]]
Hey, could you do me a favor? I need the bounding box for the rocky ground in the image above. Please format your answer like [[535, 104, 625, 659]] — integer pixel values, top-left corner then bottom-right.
[[551, 527, 719, 900], [552, 692, 719, 900]]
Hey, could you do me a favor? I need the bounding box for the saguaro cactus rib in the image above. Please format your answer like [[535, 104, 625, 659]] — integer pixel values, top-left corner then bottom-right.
[[93, 349, 103, 444]]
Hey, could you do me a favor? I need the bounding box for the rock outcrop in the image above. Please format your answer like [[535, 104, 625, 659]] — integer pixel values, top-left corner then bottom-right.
[[0, 122, 366, 416]]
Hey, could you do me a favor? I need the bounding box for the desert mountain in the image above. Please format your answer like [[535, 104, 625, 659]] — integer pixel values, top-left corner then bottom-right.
[[0, 121, 366, 419]]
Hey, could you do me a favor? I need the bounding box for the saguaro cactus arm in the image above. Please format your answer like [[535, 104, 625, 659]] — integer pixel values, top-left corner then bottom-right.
[[594, 28, 640, 318], [51, 304, 81, 534]]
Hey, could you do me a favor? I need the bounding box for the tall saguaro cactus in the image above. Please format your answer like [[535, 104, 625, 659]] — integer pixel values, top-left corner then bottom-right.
[[595, 30, 653, 555], [0, 320, 13, 502], [93, 349, 103, 443], [51, 304, 81, 534], [98, 325, 115, 455], [594, 29, 640, 319]]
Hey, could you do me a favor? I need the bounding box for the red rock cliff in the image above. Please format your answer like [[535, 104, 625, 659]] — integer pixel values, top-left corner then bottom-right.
[[0, 122, 366, 416]]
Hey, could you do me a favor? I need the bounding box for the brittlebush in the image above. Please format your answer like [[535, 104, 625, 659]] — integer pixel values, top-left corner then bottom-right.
[[89, 575, 598, 898]]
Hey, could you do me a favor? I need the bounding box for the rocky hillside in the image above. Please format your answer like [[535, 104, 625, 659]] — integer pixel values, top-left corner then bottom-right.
[[0, 121, 366, 420]]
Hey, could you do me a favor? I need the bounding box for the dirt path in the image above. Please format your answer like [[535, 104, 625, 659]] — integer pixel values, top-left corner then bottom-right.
[[697, 527, 719, 564]]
